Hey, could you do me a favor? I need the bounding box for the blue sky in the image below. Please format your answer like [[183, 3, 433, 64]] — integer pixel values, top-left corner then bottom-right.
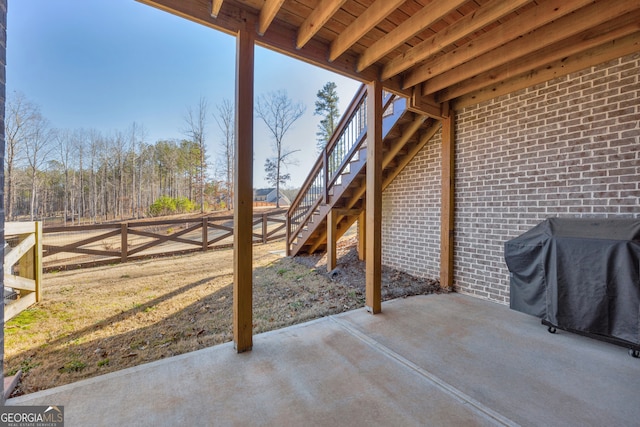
[[7, 0, 361, 188]]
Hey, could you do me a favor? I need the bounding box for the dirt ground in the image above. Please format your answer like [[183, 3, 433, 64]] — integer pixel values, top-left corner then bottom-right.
[[4, 236, 442, 397]]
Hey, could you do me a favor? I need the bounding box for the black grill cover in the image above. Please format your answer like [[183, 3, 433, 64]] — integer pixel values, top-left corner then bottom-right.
[[505, 218, 640, 345]]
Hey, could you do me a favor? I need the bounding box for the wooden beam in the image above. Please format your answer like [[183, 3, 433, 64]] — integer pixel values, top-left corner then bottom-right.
[[233, 23, 255, 353], [329, 0, 404, 62], [440, 113, 454, 290], [211, 0, 223, 18], [421, 0, 640, 96], [333, 208, 362, 216], [453, 31, 640, 110], [296, 0, 347, 50], [385, 0, 531, 82], [327, 210, 338, 272], [407, 87, 443, 119], [401, 0, 591, 88], [440, 14, 640, 103], [358, 210, 365, 261], [365, 80, 383, 314], [357, 0, 467, 72], [258, 0, 285, 36]]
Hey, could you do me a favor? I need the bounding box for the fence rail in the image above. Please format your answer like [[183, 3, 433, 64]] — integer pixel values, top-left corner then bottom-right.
[[41, 210, 287, 271], [4, 222, 43, 321]]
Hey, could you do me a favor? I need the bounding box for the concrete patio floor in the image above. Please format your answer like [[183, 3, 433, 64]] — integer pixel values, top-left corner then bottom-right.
[[7, 293, 640, 426]]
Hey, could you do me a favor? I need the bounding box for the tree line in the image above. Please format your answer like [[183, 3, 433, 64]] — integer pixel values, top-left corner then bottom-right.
[[4, 83, 340, 224]]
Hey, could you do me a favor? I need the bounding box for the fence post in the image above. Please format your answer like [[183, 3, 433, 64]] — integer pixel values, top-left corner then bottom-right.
[[202, 217, 208, 251], [121, 223, 128, 263], [35, 222, 43, 302], [17, 222, 43, 302], [262, 213, 268, 244]]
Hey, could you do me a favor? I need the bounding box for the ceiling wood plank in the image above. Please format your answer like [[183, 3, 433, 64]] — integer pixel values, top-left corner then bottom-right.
[[258, 0, 285, 35], [329, 0, 405, 62], [211, 0, 224, 17], [419, 0, 640, 95], [382, 0, 532, 82], [452, 31, 640, 110], [402, 0, 592, 88], [438, 13, 640, 102], [297, 0, 348, 50], [356, 0, 468, 72]]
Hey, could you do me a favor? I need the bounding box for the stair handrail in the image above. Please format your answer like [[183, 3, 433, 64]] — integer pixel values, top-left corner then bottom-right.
[[287, 85, 366, 249], [286, 84, 396, 254]]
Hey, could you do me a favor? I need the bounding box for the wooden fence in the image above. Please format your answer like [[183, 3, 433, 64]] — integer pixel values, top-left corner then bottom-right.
[[41, 210, 287, 271], [4, 222, 43, 321]]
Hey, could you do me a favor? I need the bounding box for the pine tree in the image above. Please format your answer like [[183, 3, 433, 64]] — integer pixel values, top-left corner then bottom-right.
[[314, 82, 340, 153]]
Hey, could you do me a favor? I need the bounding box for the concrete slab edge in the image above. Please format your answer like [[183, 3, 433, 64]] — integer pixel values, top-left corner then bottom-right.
[[329, 315, 521, 427], [4, 370, 22, 400]]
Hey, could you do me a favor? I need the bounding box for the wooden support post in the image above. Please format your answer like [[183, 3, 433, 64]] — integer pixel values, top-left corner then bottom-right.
[[358, 210, 365, 261], [440, 109, 455, 290], [365, 80, 383, 314], [327, 209, 338, 272], [233, 23, 255, 353], [202, 217, 209, 251], [121, 223, 128, 263]]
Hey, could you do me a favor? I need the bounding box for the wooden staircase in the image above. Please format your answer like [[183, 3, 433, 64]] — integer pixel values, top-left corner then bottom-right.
[[286, 84, 441, 257]]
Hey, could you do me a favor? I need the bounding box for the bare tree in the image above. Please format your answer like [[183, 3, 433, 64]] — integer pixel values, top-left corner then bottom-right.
[[255, 90, 305, 207], [73, 130, 88, 222], [54, 129, 74, 224], [214, 99, 235, 210], [88, 129, 102, 223], [128, 122, 146, 218], [5, 92, 39, 220], [183, 97, 208, 213], [24, 114, 52, 220]]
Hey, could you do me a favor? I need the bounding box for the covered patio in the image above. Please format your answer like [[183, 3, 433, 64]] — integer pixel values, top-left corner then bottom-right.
[[8, 294, 640, 426], [132, 0, 640, 353], [3, 0, 639, 420]]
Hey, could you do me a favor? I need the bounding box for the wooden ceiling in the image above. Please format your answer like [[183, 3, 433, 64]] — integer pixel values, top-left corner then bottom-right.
[[138, 0, 640, 113]]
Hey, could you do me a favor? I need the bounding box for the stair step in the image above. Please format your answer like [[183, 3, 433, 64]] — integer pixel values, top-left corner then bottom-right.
[[288, 92, 427, 257]]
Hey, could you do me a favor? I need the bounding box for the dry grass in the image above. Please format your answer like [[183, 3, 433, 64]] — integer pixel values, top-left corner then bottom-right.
[[4, 238, 441, 397]]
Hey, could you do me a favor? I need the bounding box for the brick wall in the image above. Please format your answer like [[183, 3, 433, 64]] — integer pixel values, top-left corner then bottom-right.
[[382, 53, 640, 304], [382, 128, 442, 279]]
